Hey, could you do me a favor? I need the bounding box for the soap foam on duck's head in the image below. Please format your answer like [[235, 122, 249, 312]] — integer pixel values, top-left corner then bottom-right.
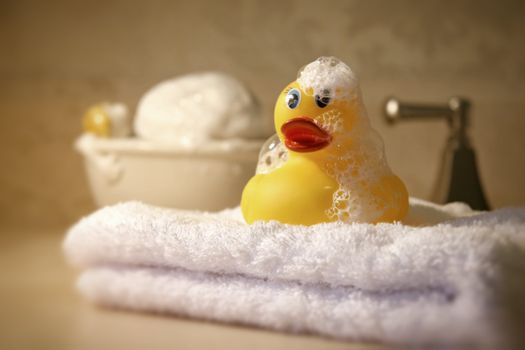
[[297, 57, 358, 101]]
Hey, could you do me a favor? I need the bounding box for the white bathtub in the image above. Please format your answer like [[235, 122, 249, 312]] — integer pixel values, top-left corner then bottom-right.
[[75, 134, 262, 211]]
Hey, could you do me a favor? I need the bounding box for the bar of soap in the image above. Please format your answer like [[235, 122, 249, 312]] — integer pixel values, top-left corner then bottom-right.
[[241, 57, 409, 225]]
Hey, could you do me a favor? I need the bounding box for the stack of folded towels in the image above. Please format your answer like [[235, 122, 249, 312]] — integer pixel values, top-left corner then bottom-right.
[[64, 198, 525, 347]]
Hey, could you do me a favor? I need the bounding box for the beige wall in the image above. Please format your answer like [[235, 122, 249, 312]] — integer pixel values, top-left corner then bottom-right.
[[1, 0, 524, 229]]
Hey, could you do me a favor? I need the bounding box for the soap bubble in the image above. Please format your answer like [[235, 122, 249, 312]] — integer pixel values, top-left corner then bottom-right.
[[256, 134, 288, 174], [297, 56, 358, 101]]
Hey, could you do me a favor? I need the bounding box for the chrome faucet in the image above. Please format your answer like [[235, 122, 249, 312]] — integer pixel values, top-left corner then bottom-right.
[[383, 97, 490, 210]]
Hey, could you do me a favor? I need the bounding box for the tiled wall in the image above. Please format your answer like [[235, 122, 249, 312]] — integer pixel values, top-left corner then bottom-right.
[[1, 0, 524, 228]]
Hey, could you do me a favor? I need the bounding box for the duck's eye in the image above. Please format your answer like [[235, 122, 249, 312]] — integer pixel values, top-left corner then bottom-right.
[[285, 88, 301, 109], [315, 94, 331, 108]]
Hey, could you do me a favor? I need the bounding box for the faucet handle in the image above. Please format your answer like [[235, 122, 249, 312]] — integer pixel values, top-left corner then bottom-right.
[[384, 96, 471, 143], [384, 97, 452, 123]]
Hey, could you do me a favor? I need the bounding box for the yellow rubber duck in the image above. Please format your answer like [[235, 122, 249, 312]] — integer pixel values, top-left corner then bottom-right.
[[83, 102, 131, 138], [241, 57, 408, 225]]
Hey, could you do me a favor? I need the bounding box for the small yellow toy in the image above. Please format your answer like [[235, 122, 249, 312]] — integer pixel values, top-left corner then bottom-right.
[[83, 102, 131, 138], [241, 57, 408, 225]]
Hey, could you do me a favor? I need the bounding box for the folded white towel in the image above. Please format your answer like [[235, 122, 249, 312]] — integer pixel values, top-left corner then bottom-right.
[[63, 198, 525, 347]]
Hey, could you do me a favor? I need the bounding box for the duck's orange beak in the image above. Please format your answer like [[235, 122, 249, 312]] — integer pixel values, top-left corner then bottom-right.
[[281, 117, 331, 152]]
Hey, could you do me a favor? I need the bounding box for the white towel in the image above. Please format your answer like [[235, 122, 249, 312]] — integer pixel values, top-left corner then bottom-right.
[[63, 198, 525, 347]]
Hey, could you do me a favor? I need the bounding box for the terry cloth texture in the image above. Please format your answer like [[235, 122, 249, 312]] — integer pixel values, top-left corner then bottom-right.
[[64, 198, 525, 347]]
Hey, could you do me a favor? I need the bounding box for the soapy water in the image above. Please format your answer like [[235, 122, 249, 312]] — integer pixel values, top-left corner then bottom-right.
[[256, 57, 398, 223]]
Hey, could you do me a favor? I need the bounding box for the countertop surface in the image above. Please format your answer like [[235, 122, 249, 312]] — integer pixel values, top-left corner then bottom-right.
[[0, 229, 385, 350]]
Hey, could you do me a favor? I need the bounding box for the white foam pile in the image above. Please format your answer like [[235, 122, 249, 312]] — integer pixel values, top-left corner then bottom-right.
[[297, 56, 358, 100], [134, 72, 269, 146]]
